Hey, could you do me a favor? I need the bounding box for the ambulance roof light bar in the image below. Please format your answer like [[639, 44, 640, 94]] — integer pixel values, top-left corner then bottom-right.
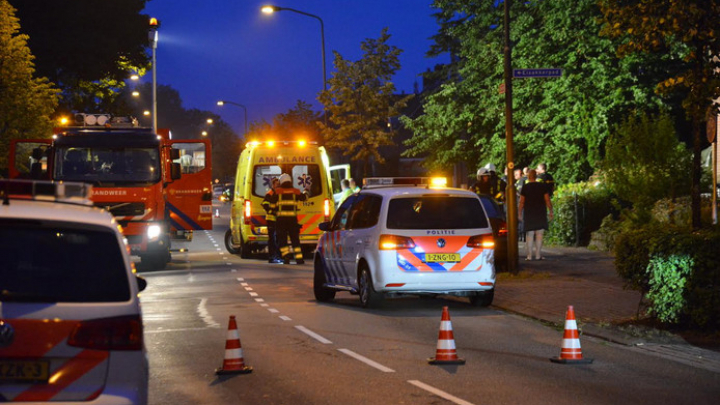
[[362, 177, 448, 189], [245, 140, 318, 148], [1, 179, 93, 206]]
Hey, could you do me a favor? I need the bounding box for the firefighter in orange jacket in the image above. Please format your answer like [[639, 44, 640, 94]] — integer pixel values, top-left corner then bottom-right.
[[262, 177, 282, 264], [275, 173, 309, 264]]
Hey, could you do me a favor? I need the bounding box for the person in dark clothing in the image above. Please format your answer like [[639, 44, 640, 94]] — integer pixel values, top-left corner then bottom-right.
[[536, 163, 555, 197], [519, 169, 553, 260], [275, 173, 309, 265], [262, 177, 282, 263]]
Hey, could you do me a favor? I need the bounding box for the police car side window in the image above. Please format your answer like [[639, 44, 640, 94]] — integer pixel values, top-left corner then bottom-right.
[[347, 195, 382, 229], [331, 195, 357, 231]]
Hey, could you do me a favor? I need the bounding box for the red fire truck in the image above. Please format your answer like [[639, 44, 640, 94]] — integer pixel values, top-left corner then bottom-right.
[[9, 114, 213, 270]]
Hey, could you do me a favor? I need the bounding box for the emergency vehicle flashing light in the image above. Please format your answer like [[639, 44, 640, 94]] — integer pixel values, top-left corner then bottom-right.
[[324, 198, 331, 221], [363, 177, 448, 188], [245, 140, 318, 149], [0, 179, 93, 206]]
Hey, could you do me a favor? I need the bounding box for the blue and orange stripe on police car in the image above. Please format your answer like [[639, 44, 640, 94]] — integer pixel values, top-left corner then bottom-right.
[[395, 236, 490, 272]]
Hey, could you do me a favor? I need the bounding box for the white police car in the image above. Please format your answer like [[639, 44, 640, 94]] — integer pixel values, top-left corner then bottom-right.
[[314, 177, 496, 307], [0, 180, 148, 404]]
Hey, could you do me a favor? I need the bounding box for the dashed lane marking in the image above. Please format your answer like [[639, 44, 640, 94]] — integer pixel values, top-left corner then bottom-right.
[[268, 308, 280, 314], [279, 316, 292, 321], [295, 325, 332, 344], [338, 349, 395, 373], [407, 380, 475, 405]]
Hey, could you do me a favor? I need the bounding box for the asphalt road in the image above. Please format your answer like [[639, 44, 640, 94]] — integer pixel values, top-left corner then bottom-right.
[[137, 204, 720, 405]]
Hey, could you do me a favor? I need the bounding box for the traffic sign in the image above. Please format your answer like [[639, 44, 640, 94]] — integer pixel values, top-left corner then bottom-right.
[[513, 68, 562, 78]]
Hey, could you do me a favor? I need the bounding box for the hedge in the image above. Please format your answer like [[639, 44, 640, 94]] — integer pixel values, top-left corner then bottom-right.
[[545, 181, 616, 246]]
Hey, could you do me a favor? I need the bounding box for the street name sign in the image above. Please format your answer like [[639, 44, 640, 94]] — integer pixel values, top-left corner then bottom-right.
[[513, 68, 562, 78]]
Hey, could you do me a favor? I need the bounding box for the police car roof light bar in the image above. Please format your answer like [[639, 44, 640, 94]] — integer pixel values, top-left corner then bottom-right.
[[0, 179, 93, 206], [363, 177, 448, 189]]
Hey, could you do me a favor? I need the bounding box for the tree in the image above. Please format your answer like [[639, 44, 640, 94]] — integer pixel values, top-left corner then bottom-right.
[[403, 0, 665, 184], [272, 100, 322, 143], [599, 0, 720, 229], [10, 0, 150, 112], [0, 0, 58, 175], [318, 28, 413, 175]]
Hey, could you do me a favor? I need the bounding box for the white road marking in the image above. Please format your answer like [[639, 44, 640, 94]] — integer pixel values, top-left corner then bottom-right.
[[249, 292, 258, 297], [279, 316, 292, 321], [338, 349, 395, 373], [226, 263, 232, 266], [268, 308, 280, 313], [244, 287, 253, 291], [295, 325, 332, 344], [407, 380, 475, 405], [146, 327, 211, 334], [213, 244, 219, 247], [254, 298, 265, 303], [231, 269, 237, 272], [197, 298, 220, 328], [260, 303, 269, 307], [237, 278, 244, 282], [240, 283, 249, 286]]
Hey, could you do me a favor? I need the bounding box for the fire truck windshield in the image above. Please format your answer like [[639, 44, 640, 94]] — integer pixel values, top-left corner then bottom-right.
[[55, 146, 161, 184]]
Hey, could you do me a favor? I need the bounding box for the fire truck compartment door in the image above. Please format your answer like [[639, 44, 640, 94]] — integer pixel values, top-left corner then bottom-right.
[[9, 139, 52, 179], [166, 140, 213, 231]]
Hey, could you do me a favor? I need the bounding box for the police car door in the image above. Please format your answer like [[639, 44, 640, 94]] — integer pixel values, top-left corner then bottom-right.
[[341, 194, 382, 283], [324, 195, 357, 286]]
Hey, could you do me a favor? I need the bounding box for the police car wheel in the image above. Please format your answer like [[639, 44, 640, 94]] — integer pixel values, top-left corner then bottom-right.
[[469, 289, 494, 307], [358, 266, 381, 308], [313, 257, 336, 302]]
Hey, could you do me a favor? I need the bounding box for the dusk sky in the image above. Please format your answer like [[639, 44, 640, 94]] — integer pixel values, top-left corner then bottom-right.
[[141, 0, 448, 135]]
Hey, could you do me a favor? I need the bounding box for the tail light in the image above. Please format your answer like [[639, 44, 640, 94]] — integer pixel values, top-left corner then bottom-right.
[[467, 233, 495, 249], [68, 315, 143, 351], [324, 198, 331, 222], [379, 234, 416, 250], [244, 199, 251, 225], [498, 221, 508, 237]]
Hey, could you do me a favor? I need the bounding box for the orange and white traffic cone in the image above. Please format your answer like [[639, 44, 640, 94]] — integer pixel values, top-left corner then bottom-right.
[[428, 306, 466, 365], [215, 209, 220, 218], [216, 315, 253, 374], [550, 305, 593, 364]]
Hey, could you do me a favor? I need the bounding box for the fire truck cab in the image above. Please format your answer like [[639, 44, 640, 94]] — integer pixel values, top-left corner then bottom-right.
[[9, 114, 213, 270]]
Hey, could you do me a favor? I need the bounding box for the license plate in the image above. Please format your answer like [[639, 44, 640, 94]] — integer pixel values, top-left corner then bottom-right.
[[0, 360, 50, 383], [425, 253, 461, 263]]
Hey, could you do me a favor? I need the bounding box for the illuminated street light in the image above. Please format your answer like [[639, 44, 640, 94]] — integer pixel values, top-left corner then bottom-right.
[[132, 91, 140, 97], [149, 17, 159, 134], [217, 100, 248, 137], [130, 74, 140, 81], [206, 118, 214, 125], [59, 116, 69, 125], [201, 131, 208, 137], [143, 110, 151, 116]]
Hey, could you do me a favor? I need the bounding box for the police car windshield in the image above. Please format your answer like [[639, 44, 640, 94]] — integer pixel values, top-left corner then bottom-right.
[[253, 165, 322, 197], [55, 146, 161, 184], [0, 221, 130, 303], [386, 196, 489, 230]]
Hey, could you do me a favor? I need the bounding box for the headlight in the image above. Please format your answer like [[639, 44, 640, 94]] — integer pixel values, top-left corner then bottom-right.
[[147, 224, 162, 240]]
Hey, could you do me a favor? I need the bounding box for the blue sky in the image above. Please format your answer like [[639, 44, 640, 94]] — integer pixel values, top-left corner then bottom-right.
[[142, 0, 447, 134]]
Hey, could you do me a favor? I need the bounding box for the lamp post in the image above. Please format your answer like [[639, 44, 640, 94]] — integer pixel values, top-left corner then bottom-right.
[[149, 18, 159, 134], [217, 100, 248, 138], [261, 5, 326, 92], [503, 0, 519, 274]]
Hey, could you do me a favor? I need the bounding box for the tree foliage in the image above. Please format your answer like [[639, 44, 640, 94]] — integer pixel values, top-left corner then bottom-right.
[[602, 111, 691, 210], [319, 28, 413, 175], [598, 0, 720, 228], [0, 0, 58, 175], [11, 0, 150, 112], [403, 0, 665, 184]]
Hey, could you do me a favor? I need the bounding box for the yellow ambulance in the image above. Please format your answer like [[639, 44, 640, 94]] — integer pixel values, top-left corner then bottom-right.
[[225, 140, 349, 258]]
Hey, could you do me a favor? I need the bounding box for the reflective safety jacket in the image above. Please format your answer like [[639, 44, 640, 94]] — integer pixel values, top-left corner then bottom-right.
[[261, 189, 278, 222], [275, 185, 308, 219]]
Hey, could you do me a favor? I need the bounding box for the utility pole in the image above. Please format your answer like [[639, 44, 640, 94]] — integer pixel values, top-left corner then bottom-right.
[[503, 0, 519, 274]]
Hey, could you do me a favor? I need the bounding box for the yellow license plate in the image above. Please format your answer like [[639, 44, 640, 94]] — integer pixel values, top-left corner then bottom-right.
[[0, 360, 50, 383], [425, 253, 461, 263]]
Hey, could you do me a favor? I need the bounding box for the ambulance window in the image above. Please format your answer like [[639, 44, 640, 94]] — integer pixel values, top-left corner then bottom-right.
[[290, 165, 322, 197], [172, 143, 206, 174], [253, 165, 283, 196]]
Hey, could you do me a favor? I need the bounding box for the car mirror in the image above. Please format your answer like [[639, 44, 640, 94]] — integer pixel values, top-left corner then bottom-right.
[[318, 221, 331, 232], [136, 276, 148, 292]]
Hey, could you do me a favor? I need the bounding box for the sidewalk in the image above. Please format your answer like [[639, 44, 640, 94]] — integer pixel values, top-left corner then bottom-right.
[[493, 244, 683, 345]]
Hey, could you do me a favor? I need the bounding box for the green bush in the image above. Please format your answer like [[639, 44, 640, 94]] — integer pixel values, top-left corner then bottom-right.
[[646, 254, 693, 323], [545, 181, 615, 246], [614, 226, 720, 328]]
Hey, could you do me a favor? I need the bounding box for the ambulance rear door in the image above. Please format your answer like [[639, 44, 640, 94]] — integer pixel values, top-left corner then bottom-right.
[[166, 140, 213, 231], [329, 164, 351, 205], [9, 139, 52, 179]]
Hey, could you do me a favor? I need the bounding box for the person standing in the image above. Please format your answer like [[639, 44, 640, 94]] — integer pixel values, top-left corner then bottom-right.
[[349, 178, 361, 193], [262, 177, 282, 264], [519, 169, 553, 260], [469, 168, 493, 195], [338, 179, 353, 206], [513, 168, 525, 242], [536, 163, 556, 198], [275, 173, 309, 265]]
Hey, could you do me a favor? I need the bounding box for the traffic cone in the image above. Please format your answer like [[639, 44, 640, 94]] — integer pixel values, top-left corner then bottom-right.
[[550, 305, 593, 364], [215, 209, 220, 218], [216, 315, 253, 374], [428, 306, 466, 365]]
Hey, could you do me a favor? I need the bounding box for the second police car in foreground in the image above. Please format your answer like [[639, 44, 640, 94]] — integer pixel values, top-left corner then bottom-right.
[[314, 177, 497, 308]]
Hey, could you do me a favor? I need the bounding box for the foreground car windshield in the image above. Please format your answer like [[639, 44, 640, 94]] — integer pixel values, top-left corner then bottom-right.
[[386, 196, 488, 229], [0, 221, 130, 303]]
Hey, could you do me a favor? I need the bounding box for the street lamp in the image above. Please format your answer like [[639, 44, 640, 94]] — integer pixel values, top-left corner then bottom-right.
[[206, 118, 214, 125], [217, 100, 248, 137], [261, 5, 326, 92], [149, 18, 159, 134]]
